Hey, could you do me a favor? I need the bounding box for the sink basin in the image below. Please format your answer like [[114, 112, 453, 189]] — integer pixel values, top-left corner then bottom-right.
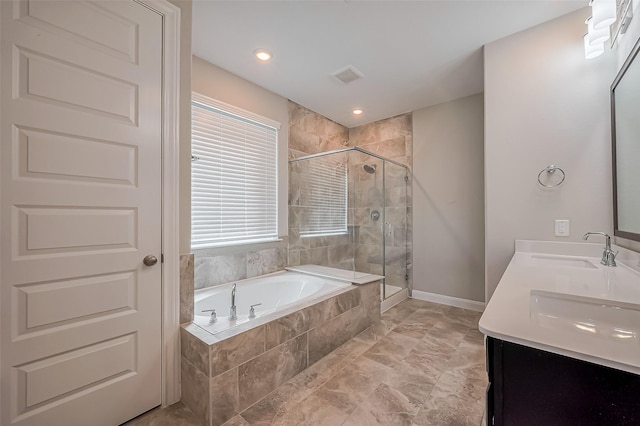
[[524, 254, 598, 269], [530, 290, 639, 343]]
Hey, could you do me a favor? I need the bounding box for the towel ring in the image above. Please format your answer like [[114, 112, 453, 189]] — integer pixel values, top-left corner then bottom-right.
[[537, 165, 565, 188]]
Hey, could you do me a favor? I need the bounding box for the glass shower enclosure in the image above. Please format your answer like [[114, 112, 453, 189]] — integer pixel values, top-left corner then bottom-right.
[[288, 147, 410, 301]]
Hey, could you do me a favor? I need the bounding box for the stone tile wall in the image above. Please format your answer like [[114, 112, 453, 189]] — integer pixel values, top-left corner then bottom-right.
[[349, 114, 413, 291], [288, 102, 355, 270], [180, 281, 380, 426], [288, 101, 349, 160], [194, 244, 287, 290], [180, 254, 195, 324]]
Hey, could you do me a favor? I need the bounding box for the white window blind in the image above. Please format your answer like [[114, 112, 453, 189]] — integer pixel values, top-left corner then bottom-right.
[[299, 155, 348, 237], [191, 92, 279, 249]]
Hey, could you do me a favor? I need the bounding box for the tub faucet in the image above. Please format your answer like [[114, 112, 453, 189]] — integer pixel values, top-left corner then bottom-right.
[[582, 232, 617, 267], [229, 283, 237, 320]]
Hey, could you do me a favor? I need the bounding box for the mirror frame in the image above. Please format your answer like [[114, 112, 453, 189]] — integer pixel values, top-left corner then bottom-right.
[[611, 36, 640, 242]]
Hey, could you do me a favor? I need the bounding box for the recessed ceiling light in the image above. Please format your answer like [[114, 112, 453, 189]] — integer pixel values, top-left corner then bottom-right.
[[353, 109, 363, 115], [254, 49, 272, 62]]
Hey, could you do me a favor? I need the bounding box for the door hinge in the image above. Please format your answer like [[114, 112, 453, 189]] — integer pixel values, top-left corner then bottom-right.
[[161, 253, 164, 263], [404, 175, 409, 182]]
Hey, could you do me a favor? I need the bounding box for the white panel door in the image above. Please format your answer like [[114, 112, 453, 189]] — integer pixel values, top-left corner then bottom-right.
[[0, 1, 163, 425]]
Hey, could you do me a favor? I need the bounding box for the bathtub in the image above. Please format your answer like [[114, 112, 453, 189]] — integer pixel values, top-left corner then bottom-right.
[[182, 267, 382, 425], [193, 271, 351, 335]]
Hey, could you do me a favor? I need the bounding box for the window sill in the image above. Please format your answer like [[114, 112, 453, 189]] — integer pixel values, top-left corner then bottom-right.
[[192, 237, 286, 256], [300, 231, 349, 238]]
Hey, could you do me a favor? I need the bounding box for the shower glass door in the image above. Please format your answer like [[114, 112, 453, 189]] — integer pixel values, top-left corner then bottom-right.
[[289, 147, 409, 300], [351, 151, 385, 281], [382, 161, 409, 299]]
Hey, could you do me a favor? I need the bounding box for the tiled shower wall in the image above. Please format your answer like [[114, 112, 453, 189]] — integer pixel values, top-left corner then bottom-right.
[[288, 102, 354, 269], [349, 114, 413, 290], [289, 104, 412, 290]]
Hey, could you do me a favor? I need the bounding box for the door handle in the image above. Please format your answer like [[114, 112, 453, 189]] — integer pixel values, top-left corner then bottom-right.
[[143, 255, 158, 266]]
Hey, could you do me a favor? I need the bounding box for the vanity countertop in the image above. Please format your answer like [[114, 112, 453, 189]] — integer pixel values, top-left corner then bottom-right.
[[480, 240, 640, 375]]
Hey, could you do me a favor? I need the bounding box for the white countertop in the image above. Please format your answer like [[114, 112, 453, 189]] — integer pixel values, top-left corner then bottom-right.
[[479, 240, 640, 375]]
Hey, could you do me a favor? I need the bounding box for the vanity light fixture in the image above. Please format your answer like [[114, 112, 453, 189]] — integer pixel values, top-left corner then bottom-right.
[[585, 0, 617, 59], [254, 49, 272, 62], [591, 0, 617, 29], [585, 17, 610, 46], [584, 34, 605, 59], [352, 109, 363, 115]]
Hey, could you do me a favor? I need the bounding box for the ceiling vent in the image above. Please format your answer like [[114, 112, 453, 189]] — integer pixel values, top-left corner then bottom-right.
[[331, 65, 364, 84]]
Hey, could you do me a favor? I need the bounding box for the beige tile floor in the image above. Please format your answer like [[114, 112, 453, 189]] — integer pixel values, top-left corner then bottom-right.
[[125, 298, 487, 426]]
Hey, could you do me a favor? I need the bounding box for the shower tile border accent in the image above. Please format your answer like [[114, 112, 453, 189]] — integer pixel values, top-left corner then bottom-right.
[[180, 280, 381, 426]]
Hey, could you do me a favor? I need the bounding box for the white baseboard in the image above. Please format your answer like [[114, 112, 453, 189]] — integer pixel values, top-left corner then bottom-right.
[[381, 288, 409, 313], [411, 289, 485, 312]]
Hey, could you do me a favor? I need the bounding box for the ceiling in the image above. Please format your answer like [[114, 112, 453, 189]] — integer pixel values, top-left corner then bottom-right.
[[193, 1, 585, 128]]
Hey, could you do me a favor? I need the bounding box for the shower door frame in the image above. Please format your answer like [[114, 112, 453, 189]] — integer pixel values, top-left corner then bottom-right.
[[289, 147, 410, 300], [380, 160, 409, 300]]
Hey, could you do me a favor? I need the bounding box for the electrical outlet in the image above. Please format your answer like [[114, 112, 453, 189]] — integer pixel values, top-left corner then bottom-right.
[[555, 219, 570, 237]]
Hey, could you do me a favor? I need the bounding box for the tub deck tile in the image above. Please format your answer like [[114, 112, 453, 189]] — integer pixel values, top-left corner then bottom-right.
[[264, 305, 319, 350], [210, 368, 239, 426], [308, 306, 362, 365], [210, 326, 266, 378], [181, 326, 211, 377], [237, 333, 308, 411], [180, 358, 210, 426]]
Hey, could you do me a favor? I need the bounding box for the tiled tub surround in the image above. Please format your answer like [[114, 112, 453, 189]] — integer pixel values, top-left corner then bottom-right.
[[180, 253, 195, 324], [194, 243, 288, 290], [128, 298, 486, 426], [180, 279, 381, 425]]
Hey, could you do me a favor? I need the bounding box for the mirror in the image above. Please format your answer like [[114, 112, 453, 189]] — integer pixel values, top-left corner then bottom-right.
[[612, 37, 640, 242]]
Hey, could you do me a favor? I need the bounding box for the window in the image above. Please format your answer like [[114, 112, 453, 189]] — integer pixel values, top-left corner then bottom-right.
[[191, 93, 279, 249], [299, 155, 348, 237]]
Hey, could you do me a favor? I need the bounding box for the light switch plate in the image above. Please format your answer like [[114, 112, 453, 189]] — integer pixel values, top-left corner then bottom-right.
[[555, 219, 570, 237]]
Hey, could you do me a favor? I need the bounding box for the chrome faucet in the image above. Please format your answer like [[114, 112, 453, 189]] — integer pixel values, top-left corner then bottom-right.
[[201, 309, 217, 323], [582, 232, 617, 267], [229, 283, 237, 320]]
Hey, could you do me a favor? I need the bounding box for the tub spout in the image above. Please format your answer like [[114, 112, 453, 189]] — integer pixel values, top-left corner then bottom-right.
[[229, 283, 237, 320]]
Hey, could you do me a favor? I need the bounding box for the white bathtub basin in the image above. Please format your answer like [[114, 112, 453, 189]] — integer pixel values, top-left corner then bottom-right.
[[193, 271, 351, 335]]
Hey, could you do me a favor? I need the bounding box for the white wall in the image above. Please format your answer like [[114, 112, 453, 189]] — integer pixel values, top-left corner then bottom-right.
[[191, 56, 289, 247], [484, 8, 618, 301], [413, 94, 485, 302]]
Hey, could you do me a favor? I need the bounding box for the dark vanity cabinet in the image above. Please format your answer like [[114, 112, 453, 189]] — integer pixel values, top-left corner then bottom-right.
[[485, 337, 640, 426]]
